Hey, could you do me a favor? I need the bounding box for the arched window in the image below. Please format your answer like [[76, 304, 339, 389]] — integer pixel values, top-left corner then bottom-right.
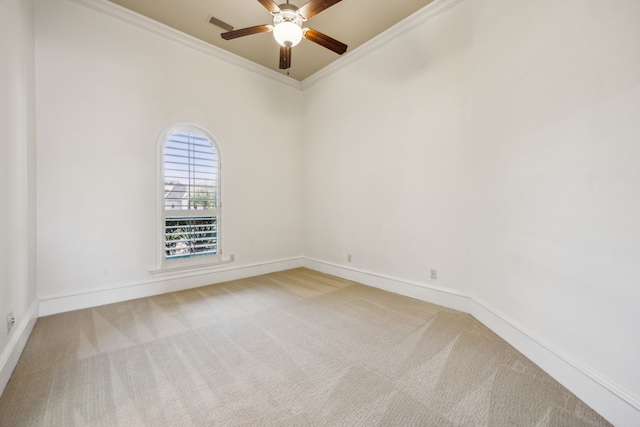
[[161, 127, 220, 266]]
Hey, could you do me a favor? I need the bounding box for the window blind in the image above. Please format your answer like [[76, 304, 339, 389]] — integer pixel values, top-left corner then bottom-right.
[[164, 132, 218, 210], [163, 131, 219, 260]]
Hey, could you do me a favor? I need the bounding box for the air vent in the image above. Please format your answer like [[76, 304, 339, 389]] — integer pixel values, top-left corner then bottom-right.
[[207, 15, 233, 32]]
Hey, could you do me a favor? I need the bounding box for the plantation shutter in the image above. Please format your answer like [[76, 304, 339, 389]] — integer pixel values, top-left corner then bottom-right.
[[163, 131, 219, 261]]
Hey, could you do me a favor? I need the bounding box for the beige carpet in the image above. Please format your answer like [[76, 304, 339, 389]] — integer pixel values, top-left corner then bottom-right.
[[0, 268, 609, 426]]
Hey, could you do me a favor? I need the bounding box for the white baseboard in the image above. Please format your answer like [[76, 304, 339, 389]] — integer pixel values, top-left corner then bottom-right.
[[30, 257, 640, 426], [301, 257, 639, 426], [302, 257, 471, 313], [0, 299, 38, 397], [39, 257, 304, 316], [469, 299, 640, 427]]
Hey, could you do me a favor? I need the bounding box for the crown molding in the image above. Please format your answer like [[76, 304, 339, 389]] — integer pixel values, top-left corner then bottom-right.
[[301, 0, 468, 90], [68, 0, 302, 90], [69, 0, 466, 92]]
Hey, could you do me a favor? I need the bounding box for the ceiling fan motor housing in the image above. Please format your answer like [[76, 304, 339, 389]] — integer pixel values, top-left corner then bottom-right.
[[274, 4, 304, 25]]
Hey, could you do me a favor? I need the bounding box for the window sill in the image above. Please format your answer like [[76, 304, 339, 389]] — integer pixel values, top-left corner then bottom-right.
[[150, 257, 233, 278]]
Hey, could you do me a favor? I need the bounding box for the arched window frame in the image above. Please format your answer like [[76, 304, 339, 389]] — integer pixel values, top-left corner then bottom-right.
[[156, 123, 222, 270]]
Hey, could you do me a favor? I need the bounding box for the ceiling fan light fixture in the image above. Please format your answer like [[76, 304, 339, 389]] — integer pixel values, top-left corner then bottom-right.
[[273, 21, 303, 47]]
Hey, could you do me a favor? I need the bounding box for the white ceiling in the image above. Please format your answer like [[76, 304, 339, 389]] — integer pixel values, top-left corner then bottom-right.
[[107, 0, 436, 81]]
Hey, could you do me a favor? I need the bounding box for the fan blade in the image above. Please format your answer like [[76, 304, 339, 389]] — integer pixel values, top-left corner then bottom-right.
[[279, 46, 292, 69], [258, 0, 280, 14], [303, 28, 347, 55], [221, 25, 271, 40], [298, 0, 342, 19]]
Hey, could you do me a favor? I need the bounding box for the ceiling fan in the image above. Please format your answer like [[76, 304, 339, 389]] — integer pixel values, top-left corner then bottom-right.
[[220, 0, 348, 70]]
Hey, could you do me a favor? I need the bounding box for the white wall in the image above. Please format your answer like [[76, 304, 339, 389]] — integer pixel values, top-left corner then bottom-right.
[[20, 0, 640, 423], [303, 1, 473, 303], [303, 0, 640, 424], [0, 0, 39, 394], [35, 0, 303, 308], [470, 0, 640, 424]]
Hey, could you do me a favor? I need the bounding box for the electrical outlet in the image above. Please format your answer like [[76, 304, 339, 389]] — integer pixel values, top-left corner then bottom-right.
[[347, 254, 352, 262], [6, 312, 15, 334], [430, 269, 437, 280], [229, 254, 235, 262]]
